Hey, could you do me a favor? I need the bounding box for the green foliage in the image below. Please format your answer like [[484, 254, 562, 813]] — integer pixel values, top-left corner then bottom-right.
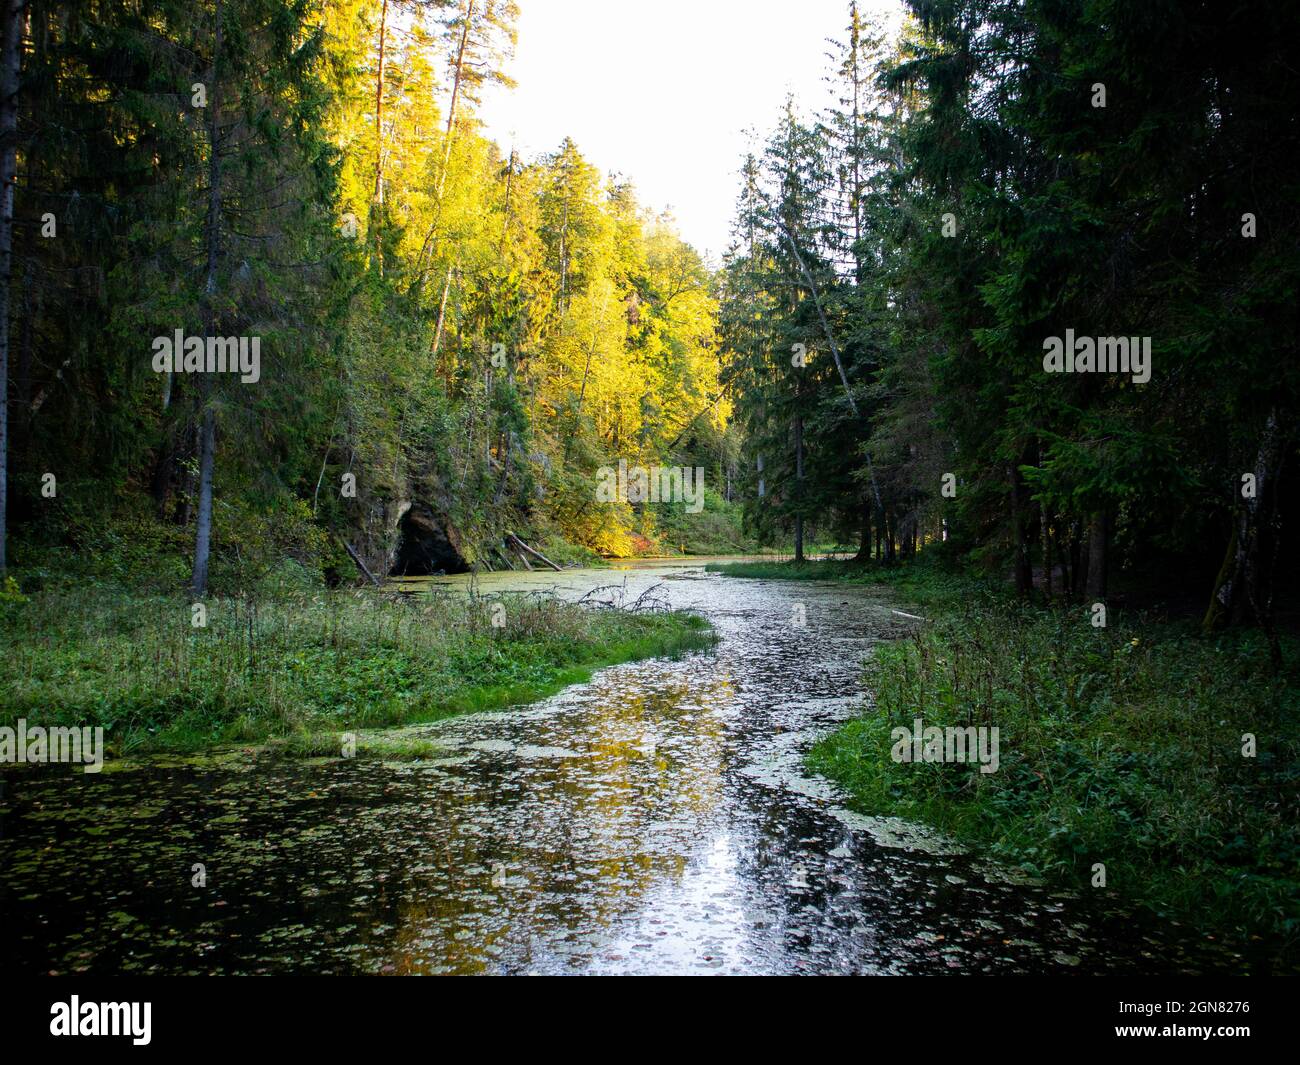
[[5, 0, 748, 587], [718, 0, 1299, 610], [0, 585, 714, 754], [807, 563, 1300, 958], [649, 488, 749, 556]]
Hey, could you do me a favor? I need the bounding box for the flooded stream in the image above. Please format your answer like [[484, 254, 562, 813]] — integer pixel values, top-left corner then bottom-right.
[[0, 560, 1241, 974]]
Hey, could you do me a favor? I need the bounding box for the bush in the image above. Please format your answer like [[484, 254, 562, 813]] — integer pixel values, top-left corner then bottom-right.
[[809, 579, 1300, 952]]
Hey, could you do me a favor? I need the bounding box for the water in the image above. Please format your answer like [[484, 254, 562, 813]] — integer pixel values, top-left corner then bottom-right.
[[0, 560, 1243, 974]]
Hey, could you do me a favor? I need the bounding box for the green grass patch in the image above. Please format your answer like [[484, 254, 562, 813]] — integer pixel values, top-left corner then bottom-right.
[[276, 729, 445, 761], [705, 556, 950, 602], [706, 558, 872, 581], [0, 586, 714, 756]]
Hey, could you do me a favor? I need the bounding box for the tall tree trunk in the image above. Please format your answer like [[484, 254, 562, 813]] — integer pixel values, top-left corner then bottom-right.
[[1069, 518, 1085, 597], [793, 409, 804, 563], [1084, 508, 1109, 600], [191, 1, 223, 597], [414, 0, 475, 282], [1204, 408, 1287, 667], [192, 405, 216, 595], [431, 260, 455, 364], [1201, 523, 1237, 635], [16, 252, 30, 410], [493, 433, 513, 506], [562, 333, 596, 464], [370, 0, 387, 274], [849, 2, 863, 288], [436, 0, 473, 207], [1060, 522, 1071, 600], [1040, 503, 1052, 599], [853, 497, 871, 561], [151, 423, 176, 517], [0, 0, 23, 575], [423, 3, 480, 356], [1008, 462, 1033, 596], [773, 220, 883, 518]]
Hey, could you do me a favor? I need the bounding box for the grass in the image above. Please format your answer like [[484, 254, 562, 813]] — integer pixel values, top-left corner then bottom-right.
[[276, 729, 446, 761], [705, 558, 873, 580], [0, 585, 714, 756], [716, 552, 1300, 962]]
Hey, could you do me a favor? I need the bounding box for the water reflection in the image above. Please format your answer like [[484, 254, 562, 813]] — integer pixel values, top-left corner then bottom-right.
[[0, 561, 1254, 973]]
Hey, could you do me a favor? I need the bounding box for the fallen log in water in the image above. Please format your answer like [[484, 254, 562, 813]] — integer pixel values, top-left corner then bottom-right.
[[506, 532, 562, 571], [340, 539, 382, 587]]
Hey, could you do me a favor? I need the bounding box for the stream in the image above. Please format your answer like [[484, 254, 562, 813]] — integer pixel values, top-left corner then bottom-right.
[[0, 559, 1240, 974]]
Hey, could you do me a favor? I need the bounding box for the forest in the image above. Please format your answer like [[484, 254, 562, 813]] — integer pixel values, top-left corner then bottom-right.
[[2, 0, 1289, 629], [0, 0, 1293, 630], [719, 0, 1296, 649], [0, 0, 741, 595], [0, 0, 1297, 981]]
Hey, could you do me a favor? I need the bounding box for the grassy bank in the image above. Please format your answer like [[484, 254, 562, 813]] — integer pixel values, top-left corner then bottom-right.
[[705, 558, 875, 581], [0, 586, 713, 757], [715, 554, 1300, 959]]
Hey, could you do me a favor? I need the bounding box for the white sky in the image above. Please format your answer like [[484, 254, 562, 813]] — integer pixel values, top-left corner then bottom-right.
[[478, 0, 905, 263]]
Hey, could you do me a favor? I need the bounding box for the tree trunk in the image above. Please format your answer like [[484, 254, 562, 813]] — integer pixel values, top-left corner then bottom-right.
[[1069, 518, 1085, 597], [1204, 408, 1286, 667], [191, 405, 217, 593], [1053, 520, 1069, 600], [1085, 508, 1109, 600], [562, 333, 596, 464], [1008, 463, 1033, 596], [370, 0, 387, 274], [1201, 523, 1237, 635], [413, 0, 474, 282], [493, 433, 513, 506], [853, 497, 871, 562], [191, 1, 223, 597], [436, 0, 473, 207], [431, 260, 456, 367], [793, 409, 804, 563], [774, 221, 883, 517], [342, 538, 381, 586], [151, 421, 178, 517], [507, 532, 561, 571], [1040, 504, 1052, 600], [16, 257, 31, 416], [0, 0, 23, 574]]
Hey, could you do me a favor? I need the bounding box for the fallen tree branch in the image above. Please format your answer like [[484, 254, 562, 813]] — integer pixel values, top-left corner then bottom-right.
[[339, 538, 381, 587], [506, 532, 562, 571]]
